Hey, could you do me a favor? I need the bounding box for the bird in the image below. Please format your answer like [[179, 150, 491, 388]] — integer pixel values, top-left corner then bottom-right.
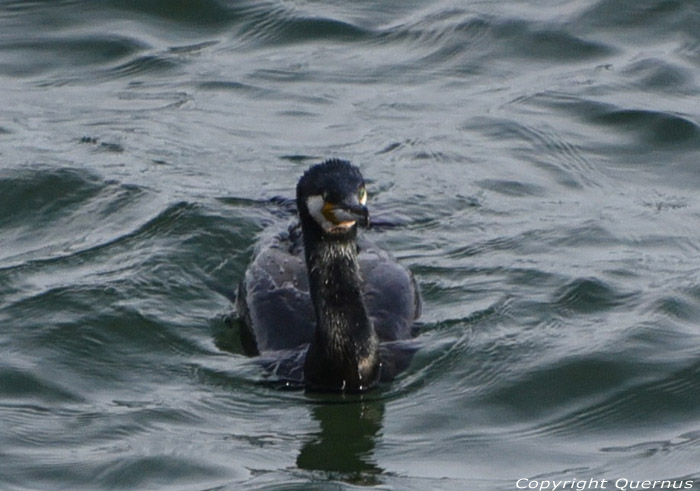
[[236, 159, 421, 392]]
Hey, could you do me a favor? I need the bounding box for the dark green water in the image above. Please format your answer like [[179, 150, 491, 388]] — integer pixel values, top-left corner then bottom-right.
[[1, 1, 700, 489]]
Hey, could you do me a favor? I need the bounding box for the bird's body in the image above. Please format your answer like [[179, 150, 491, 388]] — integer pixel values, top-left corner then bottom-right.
[[236, 159, 421, 392]]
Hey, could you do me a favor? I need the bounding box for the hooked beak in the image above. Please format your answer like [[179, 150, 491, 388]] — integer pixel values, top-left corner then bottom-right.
[[342, 202, 369, 228]]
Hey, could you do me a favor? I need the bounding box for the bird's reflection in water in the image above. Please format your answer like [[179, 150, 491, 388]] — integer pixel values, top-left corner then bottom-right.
[[297, 394, 385, 485]]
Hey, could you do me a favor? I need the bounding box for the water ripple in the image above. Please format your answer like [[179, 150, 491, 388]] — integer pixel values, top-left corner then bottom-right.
[[0, 36, 147, 79], [594, 109, 700, 147], [237, 6, 372, 46], [0, 167, 157, 269], [533, 93, 700, 149], [103, 0, 241, 30], [515, 359, 700, 439], [2, 0, 700, 488], [553, 277, 639, 315]]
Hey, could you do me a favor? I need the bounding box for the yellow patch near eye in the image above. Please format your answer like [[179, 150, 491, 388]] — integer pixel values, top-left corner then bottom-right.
[[321, 201, 337, 223]]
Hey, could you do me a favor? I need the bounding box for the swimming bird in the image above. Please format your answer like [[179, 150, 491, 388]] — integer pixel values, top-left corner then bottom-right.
[[236, 159, 421, 392]]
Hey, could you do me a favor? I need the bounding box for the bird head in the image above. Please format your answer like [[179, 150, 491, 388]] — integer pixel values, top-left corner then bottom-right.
[[297, 159, 369, 235]]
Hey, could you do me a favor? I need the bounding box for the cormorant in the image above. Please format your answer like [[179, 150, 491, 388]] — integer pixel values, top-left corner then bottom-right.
[[236, 159, 421, 392]]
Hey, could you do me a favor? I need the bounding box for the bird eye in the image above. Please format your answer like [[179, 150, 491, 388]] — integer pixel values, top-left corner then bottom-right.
[[358, 187, 367, 205]]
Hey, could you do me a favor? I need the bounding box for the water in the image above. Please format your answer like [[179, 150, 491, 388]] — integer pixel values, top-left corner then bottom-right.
[[1, 0, 699, 489]]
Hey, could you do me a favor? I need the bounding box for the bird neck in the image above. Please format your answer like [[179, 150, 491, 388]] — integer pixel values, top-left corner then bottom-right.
[[301, 221, 380, 392]]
